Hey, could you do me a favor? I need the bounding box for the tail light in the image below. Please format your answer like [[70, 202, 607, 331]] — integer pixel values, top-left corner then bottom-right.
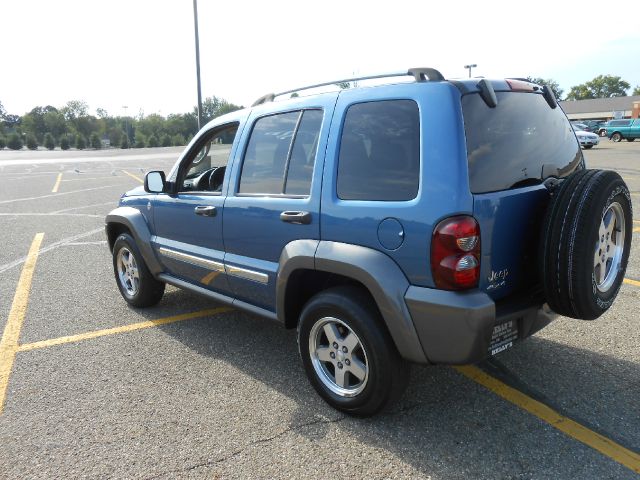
[[431, 215, 481, 290]]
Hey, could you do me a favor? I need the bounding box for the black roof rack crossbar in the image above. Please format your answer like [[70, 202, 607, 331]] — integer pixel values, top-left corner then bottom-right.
[[251, 67, 445, 106]]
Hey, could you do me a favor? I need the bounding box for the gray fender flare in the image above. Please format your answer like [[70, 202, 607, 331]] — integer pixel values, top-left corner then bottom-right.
[[105, 206, 163, 275], [277, 240, 428, 364]]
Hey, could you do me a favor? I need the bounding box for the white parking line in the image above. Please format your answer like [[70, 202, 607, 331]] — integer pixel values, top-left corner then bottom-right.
[[62, 241, 108, 246], [0, 213, 102, 218], [0, 227, 105, 274], [0, 184, 125, 205], [50, 201, 116, 214]]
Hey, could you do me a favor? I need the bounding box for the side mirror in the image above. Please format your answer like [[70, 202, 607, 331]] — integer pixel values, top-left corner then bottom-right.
[[144, 171, 166, 193]]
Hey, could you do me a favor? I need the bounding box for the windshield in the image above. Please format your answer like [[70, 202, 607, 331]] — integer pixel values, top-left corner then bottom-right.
[[463, 91, 582, 193]]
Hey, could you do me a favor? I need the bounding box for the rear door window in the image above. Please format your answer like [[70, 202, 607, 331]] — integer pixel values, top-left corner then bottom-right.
[[463, 92, 582, 194], [239, 110, 323, 196], [337, 100, 420, 201]]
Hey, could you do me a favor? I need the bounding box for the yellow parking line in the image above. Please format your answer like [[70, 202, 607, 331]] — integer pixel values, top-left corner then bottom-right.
[[51, 173, 62, 193], [455, 365, 640, 474], [121, 170, 143, 183], [0, 233, 44, 414], [18, 307, 231, 352], [624, 278, 640, 287]]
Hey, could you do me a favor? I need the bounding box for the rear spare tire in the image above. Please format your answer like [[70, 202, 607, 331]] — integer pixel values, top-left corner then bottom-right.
[[540, 169, 632, 320]]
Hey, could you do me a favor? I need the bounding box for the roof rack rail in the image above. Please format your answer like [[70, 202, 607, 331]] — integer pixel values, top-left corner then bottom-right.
[[251, 67, 445, 106]]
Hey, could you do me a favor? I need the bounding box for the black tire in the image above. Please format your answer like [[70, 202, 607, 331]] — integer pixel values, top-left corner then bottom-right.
[[583, 145, 593, 149], [599, 129, 607, 137], [626, 138, 635, 142], [540, 169, 632, 320], [112, 233, 165, 307], [297, 286, 408, 417], [611, 132, 622, 142]]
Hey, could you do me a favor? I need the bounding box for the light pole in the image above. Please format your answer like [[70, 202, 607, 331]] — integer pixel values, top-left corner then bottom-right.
[[122, 106, 128, 143], [193, 0, 203, 130], [464, 64, 477, 78]]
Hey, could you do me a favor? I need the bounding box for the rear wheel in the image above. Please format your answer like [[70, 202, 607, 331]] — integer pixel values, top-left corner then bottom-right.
[[540, 170, 631, 319], [297, 286, 408, 416], [626, 138, 635, 142], [611, 132, 622, 142], [112, 233, 165, 307]]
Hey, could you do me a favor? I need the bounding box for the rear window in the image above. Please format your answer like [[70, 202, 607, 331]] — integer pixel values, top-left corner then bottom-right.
[[337, 100, 420, 201], [463, 92, 582, 194]]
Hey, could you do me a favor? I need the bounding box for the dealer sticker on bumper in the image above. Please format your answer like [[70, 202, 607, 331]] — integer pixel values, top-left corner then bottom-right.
[[489, 320, 518, 356]]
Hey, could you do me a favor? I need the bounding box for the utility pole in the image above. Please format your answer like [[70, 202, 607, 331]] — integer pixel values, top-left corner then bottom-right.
[[464, 64, 477, 78], [193, 0, 203, 130], [122, 105, 128, 142]]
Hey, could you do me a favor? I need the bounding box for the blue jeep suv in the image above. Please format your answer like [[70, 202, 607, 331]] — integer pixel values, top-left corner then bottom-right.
[[106, 68, 632, 416]]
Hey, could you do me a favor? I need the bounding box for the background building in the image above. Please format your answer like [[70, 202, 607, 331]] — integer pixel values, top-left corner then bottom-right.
[[560, 96, 640, 121]]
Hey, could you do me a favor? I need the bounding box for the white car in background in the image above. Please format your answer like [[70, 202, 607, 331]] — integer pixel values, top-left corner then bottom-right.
[[572, 124, 599, 149]]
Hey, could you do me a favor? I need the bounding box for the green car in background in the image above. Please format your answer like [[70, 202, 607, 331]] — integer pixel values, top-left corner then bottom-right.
[[605, 119, 640, 142]]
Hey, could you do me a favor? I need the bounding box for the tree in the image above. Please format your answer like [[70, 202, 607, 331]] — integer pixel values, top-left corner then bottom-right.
[[134, 134, 146, 148], [21, 106, 57, 142], [7, 133, 23, 150], [121, 136, 130, 149], [75, 135, 86, 150], [75, 115, 98, 138], [44, 133, 55, 150], [61, 100, 89, 121], [26, 134, 38, 150], [566, 75, 630, 100], [161, 134, 172, 147], [633, 86, 640, 96], [60, 136, 70, 150], [197, 96, 242, 124], [172, 133, 185, 146], [137, 113, 165, 139], [147, 135, 159, 147], [43, 111, 67, 138], [90, 132, 101, 149], [335, 81, 351, 89], [0, 135, 6, 149], [526, 77, 564, 101]]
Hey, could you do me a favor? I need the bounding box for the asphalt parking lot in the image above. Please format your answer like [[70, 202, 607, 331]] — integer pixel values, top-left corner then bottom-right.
[[0, 142, 638, 479]]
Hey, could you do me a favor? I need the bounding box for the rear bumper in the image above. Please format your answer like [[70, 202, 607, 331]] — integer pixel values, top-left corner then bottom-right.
[[405, 286, 556, 364]]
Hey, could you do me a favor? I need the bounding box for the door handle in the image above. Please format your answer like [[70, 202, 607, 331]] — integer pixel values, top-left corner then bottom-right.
[[194, 205, 217, 217], [280, 211, 311, 224]]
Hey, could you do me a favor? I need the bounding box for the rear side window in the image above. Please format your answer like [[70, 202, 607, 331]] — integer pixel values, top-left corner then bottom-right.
[[239, 110, 322, 195], [463, 92, 582, 194], [609, 120, 630, 127], [337, 100, 420, 201]]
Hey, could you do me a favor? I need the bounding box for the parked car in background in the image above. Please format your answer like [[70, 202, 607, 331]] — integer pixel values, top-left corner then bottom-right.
[[582, 120, 606, 136], [605, 119, 640, 142], [571, 122, 590, 132], [572, 124, 599, 149]]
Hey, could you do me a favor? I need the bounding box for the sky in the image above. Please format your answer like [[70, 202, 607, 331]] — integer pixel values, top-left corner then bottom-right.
[[2, 0, 639, 117]]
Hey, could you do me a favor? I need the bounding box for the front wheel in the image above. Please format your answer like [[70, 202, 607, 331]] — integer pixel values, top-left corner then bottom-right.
[[112, 233, 165, 307], [611, 132, 622, 142], [297, 286, 408, 416], [583, 145, 594, 149], [626, 138, 635, 142]]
